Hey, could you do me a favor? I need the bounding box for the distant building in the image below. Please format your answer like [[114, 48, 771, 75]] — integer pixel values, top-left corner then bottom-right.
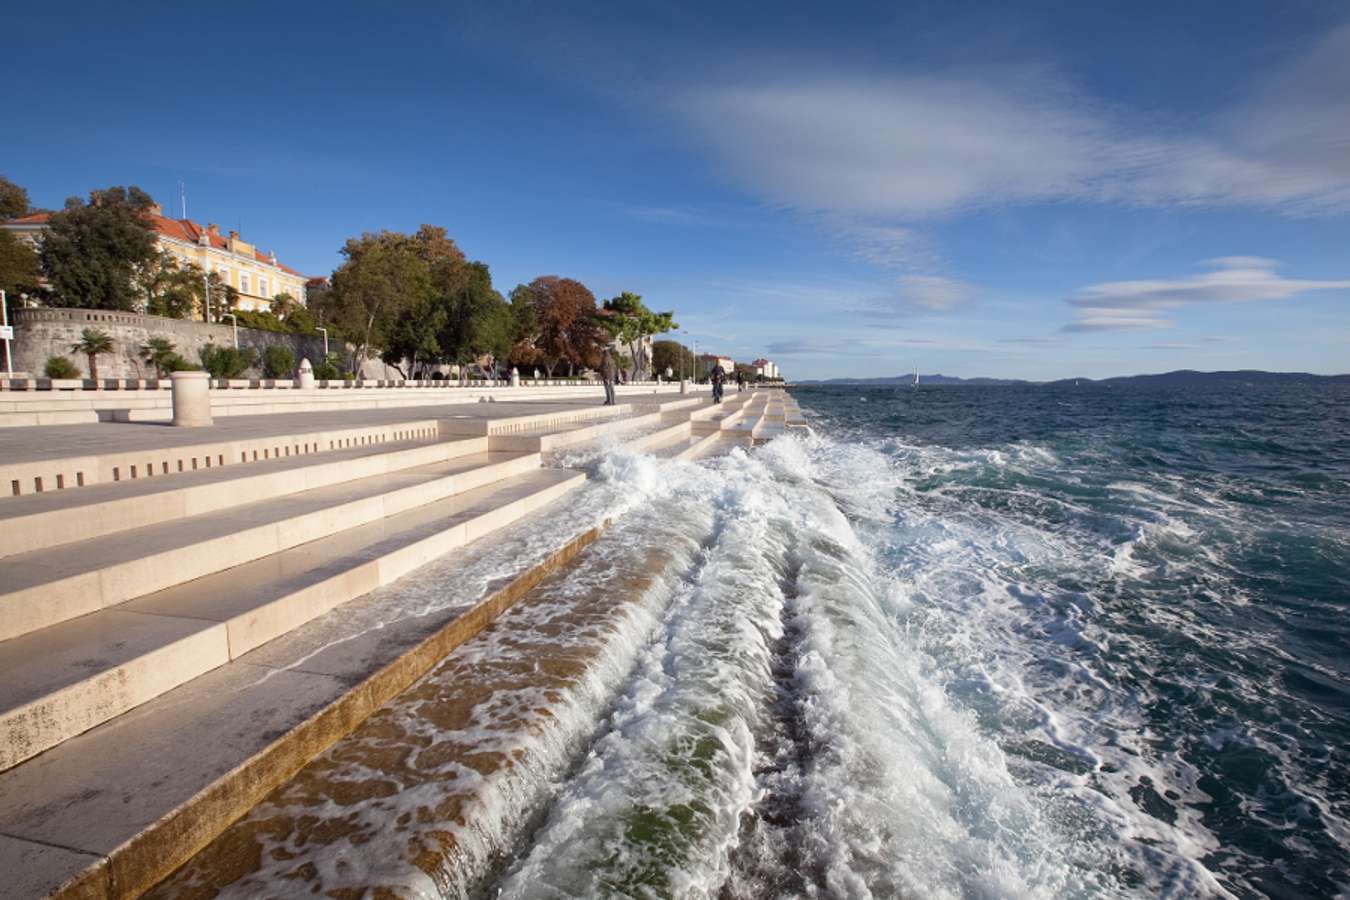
[[2, 204, 310, 313], [699, 354, 735, 376], [751, 358, 780, 379]]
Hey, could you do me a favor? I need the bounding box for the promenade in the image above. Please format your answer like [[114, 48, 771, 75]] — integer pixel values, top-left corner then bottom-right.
[[0, 384, 806, 899]]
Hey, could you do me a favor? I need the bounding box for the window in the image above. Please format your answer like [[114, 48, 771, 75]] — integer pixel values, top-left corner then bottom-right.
[[259, 277, 269, 297], [216, 266, 230, 285], [239, 273, 251, 295]]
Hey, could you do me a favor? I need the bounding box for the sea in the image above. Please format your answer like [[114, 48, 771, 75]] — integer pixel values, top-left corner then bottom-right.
[[169, 381, 1350, 900]]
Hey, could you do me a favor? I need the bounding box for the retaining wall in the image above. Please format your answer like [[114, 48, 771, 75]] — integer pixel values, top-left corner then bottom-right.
[[8, 308, 399, 380]]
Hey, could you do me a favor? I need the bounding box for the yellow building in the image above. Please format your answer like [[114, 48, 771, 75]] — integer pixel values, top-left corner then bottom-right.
[[2, 204, 309, 313]]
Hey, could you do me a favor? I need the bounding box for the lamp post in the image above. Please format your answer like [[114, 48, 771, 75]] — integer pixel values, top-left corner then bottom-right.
[[203, 273, 212, 322], [221, 313, 238, 349], [316, 326, 329, 358]]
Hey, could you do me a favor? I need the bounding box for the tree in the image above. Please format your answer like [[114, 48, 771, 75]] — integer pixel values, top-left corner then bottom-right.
[[0, 230, 40, 297], [599, 292, 676, 380], [328, 230, 433, 373], [269, 293, 298, 320], [0, 175, 30, 221], [40, 186, 158, 310], [524, 276, 603, 376], [141, 253, 205, 319], [651, 339, 696, 380], [203, 270, 238, 321], [140, 337, 178, 377], [437, 261, 512, 379], [507, 283, 544, 369], [71, 328, 114, 380]]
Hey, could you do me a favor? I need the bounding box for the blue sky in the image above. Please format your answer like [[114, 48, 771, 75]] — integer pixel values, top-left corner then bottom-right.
[[7, 0, 1350, 379]]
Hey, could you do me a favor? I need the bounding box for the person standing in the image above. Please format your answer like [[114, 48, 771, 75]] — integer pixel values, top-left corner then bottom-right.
[[710, 364, 726, 403], [600, 348, 618, 405]]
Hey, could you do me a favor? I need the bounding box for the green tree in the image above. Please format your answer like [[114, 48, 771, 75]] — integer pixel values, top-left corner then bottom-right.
[[599, 292, 676, 380], [438, 261, 512, 379], [140, 337, 179, 377], [0, 175, 30, 220], [203, 270, 238, 321], [328, 230, 434, 373], [71, 327, 114, 380], [0, 230, 40, 297], [40, 186, 158, 310], [141, 253, 205, 319], [651, 339, 696, 380]]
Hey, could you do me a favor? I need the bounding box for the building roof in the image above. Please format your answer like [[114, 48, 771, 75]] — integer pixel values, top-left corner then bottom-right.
[[751, 358, 769, 366], [4, 211, 307, 278]]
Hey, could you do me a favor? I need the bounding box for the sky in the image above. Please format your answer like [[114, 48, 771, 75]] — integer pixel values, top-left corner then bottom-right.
[[6, 0, 1350, 380]]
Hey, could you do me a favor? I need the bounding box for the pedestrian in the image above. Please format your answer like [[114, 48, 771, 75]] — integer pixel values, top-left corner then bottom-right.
[[710, 365, 725, 403], [600, 348, 617, 405], [736, 371, 745, 393]]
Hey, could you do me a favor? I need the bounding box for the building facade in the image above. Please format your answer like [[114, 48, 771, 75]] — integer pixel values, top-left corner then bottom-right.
[[699, 354, 735, 376], [751, 358, 780, 379], [2, 205, 309, 313]]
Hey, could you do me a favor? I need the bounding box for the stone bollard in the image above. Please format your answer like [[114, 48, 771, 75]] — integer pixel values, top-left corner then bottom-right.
[[171, 371, 212, 427], [680, 378, 690, 395], [510, 367, 520, 387], [297, 357, 315, 389]]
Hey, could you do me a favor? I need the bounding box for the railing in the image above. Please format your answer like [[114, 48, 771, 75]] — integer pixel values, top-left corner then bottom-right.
[[0, 376, 673, 392]]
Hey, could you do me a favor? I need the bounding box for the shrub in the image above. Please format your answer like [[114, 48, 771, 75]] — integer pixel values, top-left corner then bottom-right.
[[198, 343, 257, 379], [163, 353, 197, 373], [44, 356, 80, 379], [313, 352, 342, 380], [262, 345, 296, 379]]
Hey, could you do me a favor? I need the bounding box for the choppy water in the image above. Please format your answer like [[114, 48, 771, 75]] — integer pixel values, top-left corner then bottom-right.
[[166, 384, 1350, 899]]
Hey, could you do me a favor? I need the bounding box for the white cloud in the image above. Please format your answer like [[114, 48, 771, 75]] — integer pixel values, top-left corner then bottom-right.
[[675, 24, 1350, 220], [1062, 258, 1350, 332]]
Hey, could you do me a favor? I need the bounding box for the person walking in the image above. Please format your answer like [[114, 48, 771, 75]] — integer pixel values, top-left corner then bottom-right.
[[710, 365, 726, 403], [736, 371, 745, 393], [600, 348, 618, 406]]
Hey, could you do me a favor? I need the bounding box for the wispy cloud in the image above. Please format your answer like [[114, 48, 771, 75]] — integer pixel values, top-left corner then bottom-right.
[[1062, 257, 1350, 332], [855, 275, 976, 317], [674, 25, 1350, 221]]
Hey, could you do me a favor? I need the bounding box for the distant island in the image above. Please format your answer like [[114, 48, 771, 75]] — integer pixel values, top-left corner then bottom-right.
[[797, 369, 1350, 387]]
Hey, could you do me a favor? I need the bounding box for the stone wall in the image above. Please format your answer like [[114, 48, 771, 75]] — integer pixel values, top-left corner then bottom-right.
[[9, 308, 397, 379]]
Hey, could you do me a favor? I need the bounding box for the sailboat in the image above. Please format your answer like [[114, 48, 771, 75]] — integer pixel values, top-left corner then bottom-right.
[[912, 364, 919, 389]]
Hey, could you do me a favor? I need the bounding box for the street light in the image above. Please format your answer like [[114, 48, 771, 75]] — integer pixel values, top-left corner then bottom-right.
[[221, 313, 238, 349], [203, 273, 212, 322], [316, 326, 329, 358]]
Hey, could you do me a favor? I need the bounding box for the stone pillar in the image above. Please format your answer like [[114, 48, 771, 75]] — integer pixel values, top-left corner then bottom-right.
[[297, 357, 315, 389], [171, 371, 212, 427], [510, 367, 520, 387], [680, 379, 690, 394]]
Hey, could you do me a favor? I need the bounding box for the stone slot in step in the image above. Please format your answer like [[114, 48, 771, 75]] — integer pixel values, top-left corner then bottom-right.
[[438, 403, 629, 437], [0, 435, 488, 559], [0, 467, 585, 773], [0, 450, 540, 642], [0, 418, 446, 499]]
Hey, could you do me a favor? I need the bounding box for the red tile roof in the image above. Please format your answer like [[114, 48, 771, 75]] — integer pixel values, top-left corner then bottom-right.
[[3, 211, 307, 277]]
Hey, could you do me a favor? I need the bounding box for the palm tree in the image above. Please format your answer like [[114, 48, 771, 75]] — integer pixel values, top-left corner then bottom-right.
[[139, 337, 177, 378], [72, 328, 115, 381]]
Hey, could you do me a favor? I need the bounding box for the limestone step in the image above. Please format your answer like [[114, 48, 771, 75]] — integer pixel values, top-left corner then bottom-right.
[[488, 407, 666, 452], [0, 434, 488, 558], [0, 467, 584, 773], [0, 450, 539, 642], [0, 417, 447, 499], [0, 409, 100, 428]]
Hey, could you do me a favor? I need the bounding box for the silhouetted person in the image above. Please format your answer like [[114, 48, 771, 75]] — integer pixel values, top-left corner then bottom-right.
[[711, 365, 726, 403], [600, 349, 617, 405]]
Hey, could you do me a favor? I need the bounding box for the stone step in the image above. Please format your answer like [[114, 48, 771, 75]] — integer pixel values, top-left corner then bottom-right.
[[490, 408, 668, 452], [0, 450, 539, 642], [0, 467, 584, 774], [0, 410, 100, 429], [0, 417, 447, 499], [0, 435, 487, 558]]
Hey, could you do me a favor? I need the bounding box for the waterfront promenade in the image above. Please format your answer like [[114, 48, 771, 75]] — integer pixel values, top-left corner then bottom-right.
[[0, 384, 805, 899]]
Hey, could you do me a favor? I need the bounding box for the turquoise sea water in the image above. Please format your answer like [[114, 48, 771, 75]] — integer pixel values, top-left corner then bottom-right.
[[784, 382, 1350, 898]]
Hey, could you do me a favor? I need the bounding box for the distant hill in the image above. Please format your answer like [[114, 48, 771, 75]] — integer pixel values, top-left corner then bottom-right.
[[798, 373, 1028, 386], [797, 369, 1349, 387]]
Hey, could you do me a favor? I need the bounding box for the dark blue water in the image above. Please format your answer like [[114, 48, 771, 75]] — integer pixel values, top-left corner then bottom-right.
[[794, 382, 1350, 899]]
